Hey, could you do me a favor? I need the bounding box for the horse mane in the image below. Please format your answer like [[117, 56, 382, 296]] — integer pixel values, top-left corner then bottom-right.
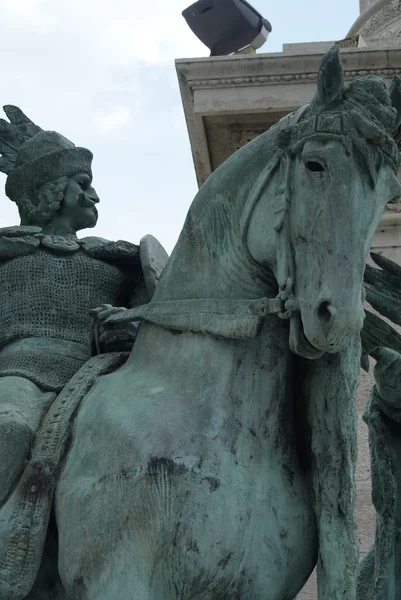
[[184, 112, 293, 256], [153, 110, 299, 301], [300, 76, 400, 185]]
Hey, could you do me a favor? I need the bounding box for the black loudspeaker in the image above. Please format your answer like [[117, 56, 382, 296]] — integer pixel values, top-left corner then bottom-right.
[[182, 0, 272, 56]]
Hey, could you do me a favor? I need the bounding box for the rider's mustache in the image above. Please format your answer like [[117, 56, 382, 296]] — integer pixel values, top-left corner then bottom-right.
[[77, 192, 98, 209]]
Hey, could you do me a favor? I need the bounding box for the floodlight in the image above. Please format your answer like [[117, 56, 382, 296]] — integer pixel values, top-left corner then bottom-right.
[[182, 0, 272, 56]]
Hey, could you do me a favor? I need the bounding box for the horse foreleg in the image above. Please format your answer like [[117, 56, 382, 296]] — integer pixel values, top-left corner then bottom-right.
[[57, 485, 176, 600], [303, 338, 360, 600]]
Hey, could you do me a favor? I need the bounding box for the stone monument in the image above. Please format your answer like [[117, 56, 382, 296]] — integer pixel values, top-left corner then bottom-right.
[[1, 47, 401, 599]]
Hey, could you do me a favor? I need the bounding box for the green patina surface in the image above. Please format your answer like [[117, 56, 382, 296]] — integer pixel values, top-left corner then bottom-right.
[[0, 47, 400, 599]]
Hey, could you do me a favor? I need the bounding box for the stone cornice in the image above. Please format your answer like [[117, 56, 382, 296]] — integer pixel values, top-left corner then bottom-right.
[[177, 48, 401, 92], [176, 47, 401, 186], [186, 66, 401, 89]]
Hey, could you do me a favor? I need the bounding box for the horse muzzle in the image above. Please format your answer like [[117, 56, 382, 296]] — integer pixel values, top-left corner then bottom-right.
[[289, 314, 324, 359], [298, 298, 364, 356]]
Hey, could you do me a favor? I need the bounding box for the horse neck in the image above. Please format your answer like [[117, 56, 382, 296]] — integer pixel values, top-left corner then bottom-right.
[[152, 165, 278, 303], [132, 122, 296, 417], [153, 105, 306, 305]]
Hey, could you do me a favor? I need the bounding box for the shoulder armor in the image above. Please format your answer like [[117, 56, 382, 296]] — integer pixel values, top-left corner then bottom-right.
[[0, 226, 41, 259], [80, 236, 140, 264], [140, 234, 169, 297], [0, 225, 42, 237]]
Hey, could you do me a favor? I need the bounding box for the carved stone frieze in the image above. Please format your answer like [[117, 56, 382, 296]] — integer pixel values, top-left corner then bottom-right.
[[348, 0, 401, 42], [369, 22, 401, 41], [187, 67, 401, 90]]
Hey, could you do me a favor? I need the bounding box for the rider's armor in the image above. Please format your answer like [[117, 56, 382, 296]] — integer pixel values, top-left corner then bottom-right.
[[0, 233, 143, 391]]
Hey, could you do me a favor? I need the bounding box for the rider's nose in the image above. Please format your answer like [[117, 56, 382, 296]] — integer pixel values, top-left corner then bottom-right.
[[88, 189, 100, 203]]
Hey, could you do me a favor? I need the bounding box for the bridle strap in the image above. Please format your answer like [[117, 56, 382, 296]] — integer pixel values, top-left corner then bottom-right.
[[273, 151, 299, 320], [110, 297, 286, 340]]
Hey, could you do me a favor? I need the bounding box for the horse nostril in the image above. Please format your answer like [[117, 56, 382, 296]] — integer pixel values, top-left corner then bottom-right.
[[316, 300, 336, 328]]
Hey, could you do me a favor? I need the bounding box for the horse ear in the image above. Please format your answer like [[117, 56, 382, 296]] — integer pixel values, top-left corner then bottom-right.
[[315, 46, 344, 106], [390, 75, 401, 130]]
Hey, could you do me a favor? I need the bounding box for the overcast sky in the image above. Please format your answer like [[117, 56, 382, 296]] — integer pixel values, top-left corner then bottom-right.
[[0, 0, 359, 252]]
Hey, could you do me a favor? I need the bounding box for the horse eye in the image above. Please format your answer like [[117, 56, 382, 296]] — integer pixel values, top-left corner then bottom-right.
[[306, 160, 325, 172]]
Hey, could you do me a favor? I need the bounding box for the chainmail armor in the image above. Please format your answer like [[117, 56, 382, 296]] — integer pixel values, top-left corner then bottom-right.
[[0, 249, 137, 390]]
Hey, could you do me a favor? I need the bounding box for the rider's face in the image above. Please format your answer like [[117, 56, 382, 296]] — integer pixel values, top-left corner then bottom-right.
[[62, 172, 100, 232]]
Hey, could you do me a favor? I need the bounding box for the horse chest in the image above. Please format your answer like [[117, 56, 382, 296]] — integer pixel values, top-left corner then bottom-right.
[[57, 338, 315, 599]]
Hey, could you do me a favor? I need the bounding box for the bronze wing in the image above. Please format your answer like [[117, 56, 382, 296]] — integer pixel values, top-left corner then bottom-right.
[[361, 252, 401, 369]]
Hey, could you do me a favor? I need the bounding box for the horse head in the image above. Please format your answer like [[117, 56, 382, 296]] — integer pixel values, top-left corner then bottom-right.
[[134, 48, 401, 360], [246, 47, 401, 358]]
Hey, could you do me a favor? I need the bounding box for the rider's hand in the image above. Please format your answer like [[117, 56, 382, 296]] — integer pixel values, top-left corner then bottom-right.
[[90, 304, 139, 354], [90, 304, 128, 326]]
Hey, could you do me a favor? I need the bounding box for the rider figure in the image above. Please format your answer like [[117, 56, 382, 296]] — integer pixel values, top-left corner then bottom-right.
[[0, 106, 144, 505]]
